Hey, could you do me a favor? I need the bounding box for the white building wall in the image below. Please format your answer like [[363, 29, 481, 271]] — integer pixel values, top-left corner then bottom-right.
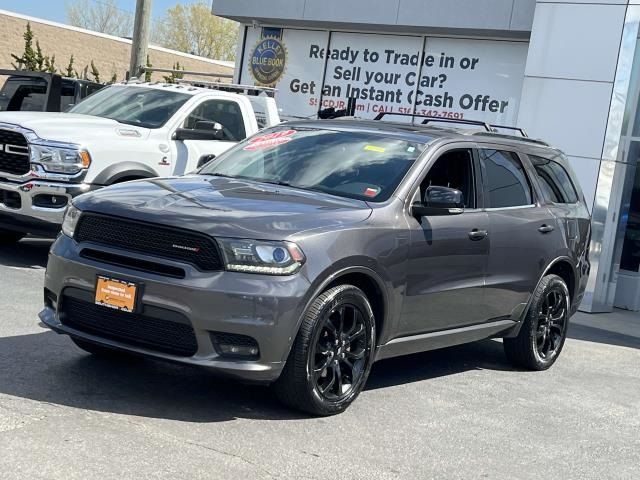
[[517, 1, 627, 210]]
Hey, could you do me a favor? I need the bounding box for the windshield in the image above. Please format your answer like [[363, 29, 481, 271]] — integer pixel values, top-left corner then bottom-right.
[[200, 127, 424, 202], [69, 85, 190, 129]]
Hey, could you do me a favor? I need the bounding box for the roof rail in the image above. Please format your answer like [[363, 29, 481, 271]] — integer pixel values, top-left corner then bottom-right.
[[175, 79, 277, 97], [471, 131, 550, 147], [373, 112, 493, 132], [490, 124, 528, 137], [373, 112, 534, 138]]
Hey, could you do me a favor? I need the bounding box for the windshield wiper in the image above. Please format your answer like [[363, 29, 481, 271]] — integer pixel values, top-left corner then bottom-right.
[[200, 172, 240, 179], [258, 179, 295, 188]]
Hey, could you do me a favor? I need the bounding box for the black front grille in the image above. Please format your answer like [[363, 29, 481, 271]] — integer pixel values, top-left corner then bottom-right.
[[0, 129, 30, 176], [75, 213, 223, 271], [61, 295, 198, 357]]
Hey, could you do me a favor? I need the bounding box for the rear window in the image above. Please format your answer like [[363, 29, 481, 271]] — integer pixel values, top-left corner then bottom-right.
[[480, 149, 533, 208], [0, 75, 48, 111], [531, 156, 578, 204]]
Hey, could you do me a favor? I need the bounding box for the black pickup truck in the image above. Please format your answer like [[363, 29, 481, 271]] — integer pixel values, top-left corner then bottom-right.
[[0, 70, 103, 112]]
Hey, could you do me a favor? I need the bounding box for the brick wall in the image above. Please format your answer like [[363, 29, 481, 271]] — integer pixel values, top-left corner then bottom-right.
[[0, 10, 234, 82]]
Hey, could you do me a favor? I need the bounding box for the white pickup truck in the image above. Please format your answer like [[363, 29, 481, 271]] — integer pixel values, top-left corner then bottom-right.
[[0, 81, 281, 241]]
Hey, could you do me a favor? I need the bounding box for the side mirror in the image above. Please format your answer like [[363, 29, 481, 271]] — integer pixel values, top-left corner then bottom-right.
[[412, 186, 464, 217], [197, 154, 216, 169], [174, 122, 224, 141]]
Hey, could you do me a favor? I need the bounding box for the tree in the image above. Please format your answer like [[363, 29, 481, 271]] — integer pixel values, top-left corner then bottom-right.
[[90, 60, 100, 83], [163, 62, 184, 84], [144, 55, 152, 82], [65, 55, 76, 78], [11, 22, 37, 70], [11, 23, 57, 73], [45, 55, 57, 74], [65, 0, 133, 37], [154, 2, 238, 61]]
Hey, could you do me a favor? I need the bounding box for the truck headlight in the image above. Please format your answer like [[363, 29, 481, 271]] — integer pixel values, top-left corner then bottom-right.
[[30, 144, 91, 174], [218, 238, 305, 275], [61, 204, 82, 238]]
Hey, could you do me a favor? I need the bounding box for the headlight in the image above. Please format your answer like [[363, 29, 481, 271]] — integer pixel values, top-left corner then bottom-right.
[[218, 238, 305, 275], [61, 204, 81, 238], [30, 144, 91, 174]]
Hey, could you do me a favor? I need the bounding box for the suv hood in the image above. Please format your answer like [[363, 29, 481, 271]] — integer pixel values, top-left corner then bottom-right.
[[0, 112, 149, 143], [74, 176, 373, 239]]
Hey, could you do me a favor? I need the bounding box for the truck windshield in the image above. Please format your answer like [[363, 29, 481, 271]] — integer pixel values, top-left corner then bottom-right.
[[69, 85, 190, 129], [200, 127, 425, 202]]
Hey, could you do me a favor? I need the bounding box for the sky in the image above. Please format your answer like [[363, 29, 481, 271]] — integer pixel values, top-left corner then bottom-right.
[[0, 0, 203, 26]]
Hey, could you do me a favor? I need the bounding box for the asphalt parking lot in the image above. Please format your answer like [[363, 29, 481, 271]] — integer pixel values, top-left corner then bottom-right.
[[0, 238, 639, 480]]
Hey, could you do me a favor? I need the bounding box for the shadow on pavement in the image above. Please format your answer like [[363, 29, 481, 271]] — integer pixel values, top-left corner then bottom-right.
[[569, 322, 640, 350], [366, 338, 513, 390], [0, 330, 515, 421], [0, 237, 52, 269]]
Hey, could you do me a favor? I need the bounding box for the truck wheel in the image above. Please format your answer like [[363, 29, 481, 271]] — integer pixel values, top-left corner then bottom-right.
[[504, 274, 570, 371], [274, 285, 376, 416], [0, 229, 25, 244]]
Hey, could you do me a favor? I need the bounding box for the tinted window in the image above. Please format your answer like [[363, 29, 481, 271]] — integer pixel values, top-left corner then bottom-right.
[[531, 156, 578, 204], [0, 76, 48, 111], [183, 99, 246, 141], [481, 150, 533, 208], [422, 149, 476, 208], [200, 127, 424, 202], [621, 159, 640, 271], [60, 81, 76, 111]]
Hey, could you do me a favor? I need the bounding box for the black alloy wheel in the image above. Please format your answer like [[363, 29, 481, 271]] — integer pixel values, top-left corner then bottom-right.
[[274, 284, 375, 416], [310, 303, 368, 401], [534, 285, 568, 361], [504, 274, 570, 370]]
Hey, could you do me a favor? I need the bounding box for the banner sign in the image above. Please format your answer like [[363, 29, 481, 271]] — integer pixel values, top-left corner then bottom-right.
[[241, 28, 528, 124]]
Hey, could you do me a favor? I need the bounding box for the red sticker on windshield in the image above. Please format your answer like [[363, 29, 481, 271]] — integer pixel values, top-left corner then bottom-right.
[[244, 130, 297, 151], [364, 187, 380, 198]]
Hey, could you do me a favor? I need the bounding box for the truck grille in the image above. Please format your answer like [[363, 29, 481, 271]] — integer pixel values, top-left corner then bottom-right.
[[61, 295, 198, 357], [0, 129, 30, 176], [74, 213, 223, 271]]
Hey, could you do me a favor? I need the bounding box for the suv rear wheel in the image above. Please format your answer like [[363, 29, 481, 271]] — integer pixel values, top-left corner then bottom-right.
[[274, 285, 376, 416], [504, 274, 570, 370], [0, 229, 25, 244]]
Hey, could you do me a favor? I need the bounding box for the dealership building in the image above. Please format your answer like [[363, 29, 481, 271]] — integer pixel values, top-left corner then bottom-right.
[[213, 0, 640, 313]]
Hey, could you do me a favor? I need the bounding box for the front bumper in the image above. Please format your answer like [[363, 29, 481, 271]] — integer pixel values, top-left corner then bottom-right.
[[0, 178, 90, 235], [40, 234, 312, 383]]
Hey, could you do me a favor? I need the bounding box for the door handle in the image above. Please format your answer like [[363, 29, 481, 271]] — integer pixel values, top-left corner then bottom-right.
[[468, 229, 488, 241], [538, 224, 555, 234]]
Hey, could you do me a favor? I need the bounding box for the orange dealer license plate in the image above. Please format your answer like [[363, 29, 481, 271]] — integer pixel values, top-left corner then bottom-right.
[[95, 276, 138, 312]]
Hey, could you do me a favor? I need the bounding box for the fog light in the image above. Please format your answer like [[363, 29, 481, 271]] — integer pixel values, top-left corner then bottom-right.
[[210, 331, 260, 359], [219, 344, 259, 357]]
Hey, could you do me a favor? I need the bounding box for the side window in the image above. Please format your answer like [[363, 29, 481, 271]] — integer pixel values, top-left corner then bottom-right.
[[530, 155, 579, 204], [60, 82, 76, 111], [183, 99, 247, 141], [480, 149, 533, 208], [420, 149, 476, 208]]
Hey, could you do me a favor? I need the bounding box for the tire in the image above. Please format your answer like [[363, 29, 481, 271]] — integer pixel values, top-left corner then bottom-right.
[[504, 274, 570, 370], [0, 229, 25, 244], [274, 285, 376, 416], [71, 337, 130, 358]]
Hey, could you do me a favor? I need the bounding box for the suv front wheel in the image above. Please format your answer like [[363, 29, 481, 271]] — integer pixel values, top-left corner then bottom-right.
[[504, 274, 570, 370], [274, 285, 376, 416]]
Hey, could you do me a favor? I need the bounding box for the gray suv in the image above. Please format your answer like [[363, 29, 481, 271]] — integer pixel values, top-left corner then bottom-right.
[[39, 116, 591, 415]]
